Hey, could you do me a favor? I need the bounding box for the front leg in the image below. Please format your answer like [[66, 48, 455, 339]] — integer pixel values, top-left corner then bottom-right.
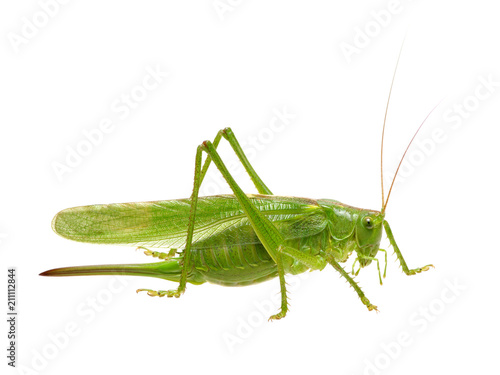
[[383, 220, 434, 275]]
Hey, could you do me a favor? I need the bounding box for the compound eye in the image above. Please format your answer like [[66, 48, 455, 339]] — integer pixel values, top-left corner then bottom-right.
[[363, 216, 374, 229]]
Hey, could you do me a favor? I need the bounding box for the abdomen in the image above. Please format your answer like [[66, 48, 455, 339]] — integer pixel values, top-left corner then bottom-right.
[[190, 243, 278, 286], [189, 229, 331, 286]]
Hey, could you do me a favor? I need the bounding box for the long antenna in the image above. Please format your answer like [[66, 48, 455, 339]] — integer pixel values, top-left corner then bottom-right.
[[382, 102, 441, 213], [381, 41, 405, 210]]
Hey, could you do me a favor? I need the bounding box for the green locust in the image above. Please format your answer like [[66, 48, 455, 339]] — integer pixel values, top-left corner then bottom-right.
[[41, 67, 434, 322]]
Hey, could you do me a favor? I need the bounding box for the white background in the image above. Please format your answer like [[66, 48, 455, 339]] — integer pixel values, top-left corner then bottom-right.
[[1, 1, 499, 374]]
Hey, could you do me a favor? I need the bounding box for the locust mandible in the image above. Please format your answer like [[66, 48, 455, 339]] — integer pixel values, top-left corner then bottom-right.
[[41, 54, 434, 321]]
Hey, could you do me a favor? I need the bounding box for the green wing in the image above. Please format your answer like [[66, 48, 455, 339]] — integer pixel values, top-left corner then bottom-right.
[[52, 194, 327, 249]]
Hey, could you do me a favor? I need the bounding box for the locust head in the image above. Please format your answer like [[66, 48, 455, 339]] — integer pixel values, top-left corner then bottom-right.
[[354, 211, 385, 268]]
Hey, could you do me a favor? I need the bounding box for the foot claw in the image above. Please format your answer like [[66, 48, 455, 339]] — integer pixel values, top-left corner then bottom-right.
[[408, 264, 434, 275], [137, 289, 180, 298], [136, 288, 160, 297], [361, 296, 378, 312], [141, 248, 177, 260], [166, 290, 181, 298], [268, 311, 286, 321]]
